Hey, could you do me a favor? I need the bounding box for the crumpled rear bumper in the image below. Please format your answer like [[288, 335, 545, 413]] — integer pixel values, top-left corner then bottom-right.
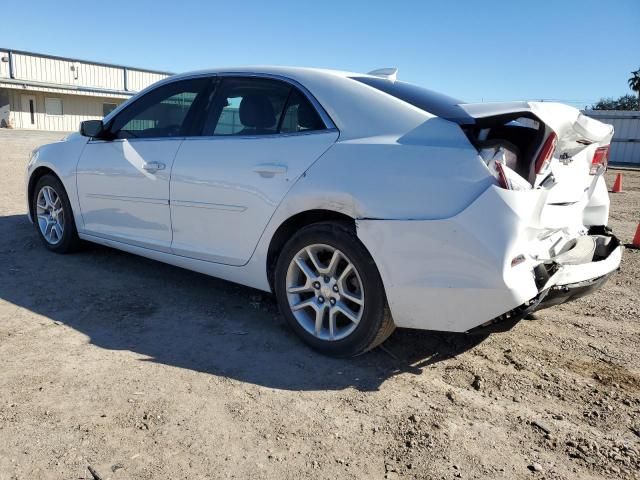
[[356, 185, 623, 333], [539, 271, 614, 310], [540, 229, 621, 300], [469, 244, 620, 335]]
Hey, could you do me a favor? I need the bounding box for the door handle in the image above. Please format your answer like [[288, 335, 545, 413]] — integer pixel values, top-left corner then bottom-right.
[[142, 161, 166, 173], [252, 164, 287, 178]]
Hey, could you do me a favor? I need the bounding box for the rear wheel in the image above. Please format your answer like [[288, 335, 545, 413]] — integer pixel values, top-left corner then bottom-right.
[[32, 174, 80, 253], [274, 222, 394, 357]]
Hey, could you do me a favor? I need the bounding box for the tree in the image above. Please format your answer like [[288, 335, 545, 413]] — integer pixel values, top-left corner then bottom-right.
[[629, 68, 640, 109], [591, 94, 638, 111]]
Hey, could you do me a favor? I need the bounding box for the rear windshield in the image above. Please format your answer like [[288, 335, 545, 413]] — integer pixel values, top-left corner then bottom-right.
[[351, 76, 474, 125]]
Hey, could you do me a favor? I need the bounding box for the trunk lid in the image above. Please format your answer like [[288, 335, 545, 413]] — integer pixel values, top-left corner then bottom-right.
[[460, 101, 614, 229]]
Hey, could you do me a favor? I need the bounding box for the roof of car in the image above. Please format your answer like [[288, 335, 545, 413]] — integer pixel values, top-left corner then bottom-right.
[[110, 66, 437, 141], [164, 67, 432, 140], [172, 66, 366, 81]]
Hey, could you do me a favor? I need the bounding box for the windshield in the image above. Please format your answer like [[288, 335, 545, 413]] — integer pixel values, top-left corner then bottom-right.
[[351, 76, 474, 125]]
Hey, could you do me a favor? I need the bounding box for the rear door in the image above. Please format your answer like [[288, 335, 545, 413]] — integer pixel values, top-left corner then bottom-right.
[[170, 76, 338, 265], [76, 77, 213, 252]]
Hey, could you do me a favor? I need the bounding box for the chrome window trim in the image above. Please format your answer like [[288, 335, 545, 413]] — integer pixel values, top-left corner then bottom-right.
[[88, 137, 187, 144], [182, 128, 338, 142], [89, 128, 338, 144]]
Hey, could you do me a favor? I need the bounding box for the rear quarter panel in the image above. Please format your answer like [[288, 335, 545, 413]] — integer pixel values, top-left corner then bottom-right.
[[300, 116, 494, 220]]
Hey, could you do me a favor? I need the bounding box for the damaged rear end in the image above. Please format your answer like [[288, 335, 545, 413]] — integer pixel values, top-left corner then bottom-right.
[[459, 101, 622, 333]]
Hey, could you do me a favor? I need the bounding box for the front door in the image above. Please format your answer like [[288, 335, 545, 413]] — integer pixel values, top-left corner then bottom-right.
[[170, 77, 338, 265], [20, 94, 37, 129], [76, 77, 213, 252]]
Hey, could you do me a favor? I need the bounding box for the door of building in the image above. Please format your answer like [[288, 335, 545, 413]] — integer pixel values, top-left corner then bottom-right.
[[20, 94, 37, 129]]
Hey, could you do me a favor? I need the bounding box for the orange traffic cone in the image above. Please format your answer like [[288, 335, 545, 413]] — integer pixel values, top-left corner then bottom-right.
[[630, 223, 640, 250], [611, 173, 623, 193]]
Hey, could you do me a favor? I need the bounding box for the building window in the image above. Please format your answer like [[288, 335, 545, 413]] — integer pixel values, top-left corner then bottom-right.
[[45, 97, 63, 116], [103, 103, 117, 116]]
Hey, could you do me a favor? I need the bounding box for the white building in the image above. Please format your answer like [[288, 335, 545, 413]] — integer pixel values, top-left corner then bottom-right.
[[0, 48, 171, 131], [583, 110, 640, 165]]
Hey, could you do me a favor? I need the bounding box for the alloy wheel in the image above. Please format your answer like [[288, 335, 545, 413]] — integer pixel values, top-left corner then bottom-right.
[[285, 243, 365, 341], [36, 185, 65, 245]]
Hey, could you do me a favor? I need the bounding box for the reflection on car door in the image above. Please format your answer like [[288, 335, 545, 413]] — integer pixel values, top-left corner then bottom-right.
[[76, 77, 212, 252], [170, 77, 338, 265]]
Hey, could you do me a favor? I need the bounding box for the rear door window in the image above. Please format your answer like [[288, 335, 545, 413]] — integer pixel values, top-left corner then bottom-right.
[[202, 77, 326, 136], [204, 78, 290, 136], [280, 89, 325, 133]]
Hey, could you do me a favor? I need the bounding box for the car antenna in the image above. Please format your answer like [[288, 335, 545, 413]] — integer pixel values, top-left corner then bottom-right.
[[367, 67, 398, 82]]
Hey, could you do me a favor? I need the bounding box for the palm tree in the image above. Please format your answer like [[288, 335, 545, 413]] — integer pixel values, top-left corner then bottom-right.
[[629, 68, 640, 110]]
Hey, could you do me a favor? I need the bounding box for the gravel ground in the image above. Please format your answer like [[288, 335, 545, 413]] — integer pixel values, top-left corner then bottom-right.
[[0, 129, 638, 480]]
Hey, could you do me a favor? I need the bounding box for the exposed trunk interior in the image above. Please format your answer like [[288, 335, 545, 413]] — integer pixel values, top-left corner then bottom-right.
[[463, 113, 546, 185]]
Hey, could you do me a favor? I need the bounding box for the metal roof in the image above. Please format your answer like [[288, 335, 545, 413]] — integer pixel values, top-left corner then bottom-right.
[[0, 80, 130, 99], [0, 47, 173, 76], [584, 110, 640, 165]]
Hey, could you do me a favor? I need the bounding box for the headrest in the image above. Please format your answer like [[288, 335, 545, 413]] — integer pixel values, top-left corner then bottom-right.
[[239, 95, 276, 129]]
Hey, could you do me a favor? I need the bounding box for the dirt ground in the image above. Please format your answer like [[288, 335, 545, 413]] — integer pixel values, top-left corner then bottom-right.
[[0, 129, 638, 480]]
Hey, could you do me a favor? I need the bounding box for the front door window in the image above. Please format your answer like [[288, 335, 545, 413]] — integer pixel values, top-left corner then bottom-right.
[[109, 77, 212, 139]]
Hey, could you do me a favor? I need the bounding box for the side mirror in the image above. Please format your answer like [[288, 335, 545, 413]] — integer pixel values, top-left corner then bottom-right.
[[80, 120, 106, 138]]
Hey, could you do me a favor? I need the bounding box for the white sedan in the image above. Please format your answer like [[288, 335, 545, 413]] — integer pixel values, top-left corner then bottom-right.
[[26, 66, 623, 356]]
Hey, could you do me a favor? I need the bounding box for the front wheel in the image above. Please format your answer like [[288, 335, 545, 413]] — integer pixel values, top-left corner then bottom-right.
[[32, 174, 80, 253], [274, 222, 395, 357]]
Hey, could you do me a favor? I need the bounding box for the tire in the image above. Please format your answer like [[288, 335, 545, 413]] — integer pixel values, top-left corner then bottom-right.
[[32, 174, 80, 253], [274, 221, 395, 357]]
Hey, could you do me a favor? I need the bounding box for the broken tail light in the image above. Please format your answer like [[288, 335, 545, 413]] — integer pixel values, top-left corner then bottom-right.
[[590, 145, 609, 175], [494, 161, 510, 189], [492, 160, 532, 191], [534, 132, 558, 175], [480, 144, 532, 191], [510, 254, 526, 267]]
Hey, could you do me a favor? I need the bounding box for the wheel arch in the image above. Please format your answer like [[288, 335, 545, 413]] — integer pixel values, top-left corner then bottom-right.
[[28, 166, 63, 221], [266, 209, 357, 292]]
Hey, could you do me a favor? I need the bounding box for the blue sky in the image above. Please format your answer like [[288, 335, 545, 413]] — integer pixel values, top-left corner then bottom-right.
[[2, 0, 638, 107]]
